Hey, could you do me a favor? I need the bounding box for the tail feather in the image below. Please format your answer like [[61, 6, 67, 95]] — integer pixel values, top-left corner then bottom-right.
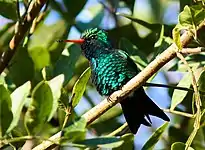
[[120, 87, 169, 134]]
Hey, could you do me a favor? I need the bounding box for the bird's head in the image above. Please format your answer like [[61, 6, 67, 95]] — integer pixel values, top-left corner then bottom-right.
[[58, 28, 112, 59], [80, 28, 112, 50]]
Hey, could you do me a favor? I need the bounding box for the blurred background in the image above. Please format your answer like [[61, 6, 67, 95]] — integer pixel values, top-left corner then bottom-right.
[[0, 0, 205, 149]]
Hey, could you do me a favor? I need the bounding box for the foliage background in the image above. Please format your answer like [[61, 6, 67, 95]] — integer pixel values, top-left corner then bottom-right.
[[0, 0, 205, 149]]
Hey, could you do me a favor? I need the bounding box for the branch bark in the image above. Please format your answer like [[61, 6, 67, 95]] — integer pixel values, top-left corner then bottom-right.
[[0, 0, 48, 74], [32, 20, 205, 149]]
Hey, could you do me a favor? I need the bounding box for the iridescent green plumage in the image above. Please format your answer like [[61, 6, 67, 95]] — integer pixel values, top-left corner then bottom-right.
[[80, 28, 169, 134]]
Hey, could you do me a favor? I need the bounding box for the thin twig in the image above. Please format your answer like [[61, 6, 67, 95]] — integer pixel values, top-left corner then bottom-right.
[[61, 92, 76, 129], [176, 52, 202, 150], [181, 47, 205, 54]]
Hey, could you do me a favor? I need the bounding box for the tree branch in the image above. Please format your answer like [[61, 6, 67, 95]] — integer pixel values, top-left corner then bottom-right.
[[0, 0, 48, 74], [32, 20, 205, 149]]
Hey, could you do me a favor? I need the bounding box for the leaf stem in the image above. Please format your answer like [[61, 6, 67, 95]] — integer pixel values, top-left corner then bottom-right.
[[144, 82, 194, 92], [162, 109, 195, 118], [0, 135, 59, 148], [176, 52, 201, 150], [61, 93, 75, 130]]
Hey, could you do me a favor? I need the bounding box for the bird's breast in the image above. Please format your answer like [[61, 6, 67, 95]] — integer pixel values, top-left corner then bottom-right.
[[90, 57, 132, 96]]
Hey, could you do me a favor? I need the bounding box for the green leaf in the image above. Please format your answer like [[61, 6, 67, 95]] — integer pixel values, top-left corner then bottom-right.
[[63, 0, 86, 21], [109, 24, 156, 54], [192, 127, 205, 150], [9, 46, 34, 86], [0, 22, 14, 53], [0, 84, 13, 136], [47, 74, 64, 121], [142, 122, 169, 150], [76, 4, 104, 31], [172, 26, 183, 50], [154, 25, 164, 48], [71, 67, 91, 107], [171, 142, 194, 150], [179, 5, 205, 29], [154, 37, 173, 59], [179, 0, 193, 12], [168, 126, 188, 145], [63, 117, 87, 142], [114, 133, 134, 150], [200, 109, 205, 126], [24, 81, 53, 135], [76, 137, 123, 149], [0, 0, 17, 20], [7, 81, 31, 133], [171, 73, 192, 110], [28, 46, 50, 70], [119, 38, 148, 70], [197, 70, 205, 108], [0, 75, 6, 85], [116, 13, 161, 31], [54, 44, 81, 85]]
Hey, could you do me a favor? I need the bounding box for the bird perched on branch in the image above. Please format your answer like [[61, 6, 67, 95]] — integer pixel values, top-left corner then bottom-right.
[[60, 28, 169, 134]]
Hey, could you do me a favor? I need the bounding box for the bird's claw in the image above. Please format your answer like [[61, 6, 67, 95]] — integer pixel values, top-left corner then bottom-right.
[[107, 96, 114, 103]]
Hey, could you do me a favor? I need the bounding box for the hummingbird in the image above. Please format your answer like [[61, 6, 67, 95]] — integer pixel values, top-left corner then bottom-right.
[[61, 28, 169, 134]]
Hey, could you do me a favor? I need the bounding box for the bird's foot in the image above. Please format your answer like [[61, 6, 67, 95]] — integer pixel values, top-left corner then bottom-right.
[[107, 96, 114, 103]]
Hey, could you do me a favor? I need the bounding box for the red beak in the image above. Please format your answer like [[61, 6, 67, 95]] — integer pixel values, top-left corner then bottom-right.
[[57, 39, 85, 44]]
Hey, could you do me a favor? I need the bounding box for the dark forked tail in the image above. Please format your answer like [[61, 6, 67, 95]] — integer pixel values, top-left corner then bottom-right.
[[120, 87, 170, 134]]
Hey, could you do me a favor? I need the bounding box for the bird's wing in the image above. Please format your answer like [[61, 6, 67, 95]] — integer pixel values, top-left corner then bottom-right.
[[116, 49, 139, 76]]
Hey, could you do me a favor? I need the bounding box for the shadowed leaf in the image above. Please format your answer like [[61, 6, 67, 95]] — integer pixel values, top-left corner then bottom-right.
[[0, 0, 17, 20], [54, 44, 81, 85], [71, 67, 91, 107], [7, 81, 31, 133], [25, 81, 53, 135], [197, 70, 205, 108], [76, 137, 123, 149], [47, 74, 64, 121], [171, 142, 194, 150], [9, 46, 34, 86], [0, 84, 12, 136], [171, 73, 192, 110], [119, 38, 148, 70]]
